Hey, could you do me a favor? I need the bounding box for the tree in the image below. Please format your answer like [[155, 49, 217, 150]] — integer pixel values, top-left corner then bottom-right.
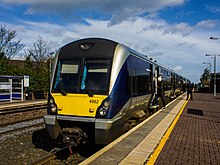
[[0, 52, 8, 74], [200, 68, 210, 86], [25, 36, 51, 98], [23, 55, 34, 76], [0, 25, 24, 59], [0, 26, 24, 75]]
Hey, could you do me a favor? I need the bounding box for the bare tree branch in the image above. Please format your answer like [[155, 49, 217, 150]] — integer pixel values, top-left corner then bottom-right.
[[25, 35, 52, 71], [0, 25, 24, 59]]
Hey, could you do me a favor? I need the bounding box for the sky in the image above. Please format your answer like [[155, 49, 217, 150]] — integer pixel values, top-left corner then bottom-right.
[[0, 0, 220, 83]]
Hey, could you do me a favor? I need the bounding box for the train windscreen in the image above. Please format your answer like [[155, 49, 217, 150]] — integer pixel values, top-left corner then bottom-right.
[[52, 58, 111, 95]]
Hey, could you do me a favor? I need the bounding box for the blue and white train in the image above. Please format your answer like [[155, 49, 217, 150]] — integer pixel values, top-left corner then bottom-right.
[[44, 38, 188, 145]]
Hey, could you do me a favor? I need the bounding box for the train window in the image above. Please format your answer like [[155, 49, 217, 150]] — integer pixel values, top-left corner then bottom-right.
[[61, 64, 78, 74], [52, 58, 111, 95], [136, 68, 151, 94], [81, 59, 111, 95], [88, 68, 108, 73], [53, 62, 62, 89], [130, 57, 151, 96], [52, 60, 80, 93]]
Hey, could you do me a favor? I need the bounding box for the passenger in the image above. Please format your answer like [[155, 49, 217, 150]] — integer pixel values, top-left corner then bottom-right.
[[157, 77, 166, 109], [186, 82, 194, 100]]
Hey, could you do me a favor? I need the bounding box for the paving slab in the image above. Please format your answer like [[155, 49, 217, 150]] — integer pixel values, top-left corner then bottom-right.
[[153, 93, 220, 165]]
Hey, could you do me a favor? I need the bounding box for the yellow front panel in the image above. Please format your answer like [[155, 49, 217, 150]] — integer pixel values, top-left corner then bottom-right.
[[52, 93, 107, 117]]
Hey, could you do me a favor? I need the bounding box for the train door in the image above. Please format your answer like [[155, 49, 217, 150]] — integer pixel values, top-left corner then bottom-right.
[[130, 68, 137, 109], [150, 64, 154, 94], [173, 73, 176, 91], [155, 65, 162, 96], [127, 56, 136, 111], [152, 64, 157, 95], [148, 64, 156, 106], [170, 72, 175, 98]]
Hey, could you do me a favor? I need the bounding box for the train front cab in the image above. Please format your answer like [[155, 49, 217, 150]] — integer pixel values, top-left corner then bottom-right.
[[45, 57, 114, 144], [44, 39, 136, 145], [44, 39, 121, 145]]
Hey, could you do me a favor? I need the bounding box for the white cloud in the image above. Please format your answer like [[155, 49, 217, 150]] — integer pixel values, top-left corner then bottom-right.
[[195, 20, 219, 29], [206, 5, 220, 14], [1, 0, 186, 24], [140, 20, 192, 37], [2, 16, 220, 83], [173, 66, 183, 71], [2, 0, 220, 84], [1, 0, 186, 12]]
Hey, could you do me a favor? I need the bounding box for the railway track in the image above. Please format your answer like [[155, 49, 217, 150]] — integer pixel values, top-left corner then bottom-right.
[[28, 144, 103, 165], [0, 100, 47, 115], [0, 100, 98, 165], [0, 118, 45, 136], [28, 145, 72, 165], [0, 101, 158, 164]]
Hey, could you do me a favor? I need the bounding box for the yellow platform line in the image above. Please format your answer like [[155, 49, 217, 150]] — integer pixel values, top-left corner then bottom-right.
[[146, 98, 189, 165]]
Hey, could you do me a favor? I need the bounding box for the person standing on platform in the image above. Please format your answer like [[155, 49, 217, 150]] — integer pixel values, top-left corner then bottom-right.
[[186, 82, 194, 100]]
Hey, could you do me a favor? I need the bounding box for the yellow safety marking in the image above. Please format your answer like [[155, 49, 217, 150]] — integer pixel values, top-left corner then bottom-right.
[[146, 98, 189, 165]]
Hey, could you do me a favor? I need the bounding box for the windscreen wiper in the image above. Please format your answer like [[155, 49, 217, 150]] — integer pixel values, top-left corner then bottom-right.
[[81, 65, 93, 97], [85, 80, 93, 97], [59, 82, 67, 96]]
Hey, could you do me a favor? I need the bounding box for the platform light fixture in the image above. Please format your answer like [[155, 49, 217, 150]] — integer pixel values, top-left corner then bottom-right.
[[210, 37, 220, 40], [209, 36, 220, 96], [205, 54, 220, 96]]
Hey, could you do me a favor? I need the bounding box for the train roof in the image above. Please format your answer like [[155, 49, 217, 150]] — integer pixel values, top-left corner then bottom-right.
[[60, 38, 118, 59], [60, 37, 188, 81]]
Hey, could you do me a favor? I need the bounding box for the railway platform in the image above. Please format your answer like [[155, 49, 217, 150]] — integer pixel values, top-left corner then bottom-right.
[[80, 92, 220, 165], [153, 93, 220, 165]]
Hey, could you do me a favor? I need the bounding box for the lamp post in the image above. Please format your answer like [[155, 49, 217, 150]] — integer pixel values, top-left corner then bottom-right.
[[209, 36, 220, 96], [205, 54, 220, 96]]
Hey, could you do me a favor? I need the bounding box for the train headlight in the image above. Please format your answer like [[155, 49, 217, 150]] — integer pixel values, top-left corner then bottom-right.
[[49, 98, 57, 114], [99, 106, 108, 116], [51, 103, 57, 113], [49, 99, 54, 104], [97, 99, 111, 117], [103, 101, 109, 107]]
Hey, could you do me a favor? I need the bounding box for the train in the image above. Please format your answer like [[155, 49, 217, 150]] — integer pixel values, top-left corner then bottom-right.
[[44, 38, 189, 146]]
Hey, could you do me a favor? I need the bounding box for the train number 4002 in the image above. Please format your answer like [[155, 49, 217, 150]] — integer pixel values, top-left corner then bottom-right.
[[89, 100, 99, 104]]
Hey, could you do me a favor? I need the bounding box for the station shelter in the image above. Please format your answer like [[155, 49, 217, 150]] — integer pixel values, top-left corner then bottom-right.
[[0, 75, 29, 102]]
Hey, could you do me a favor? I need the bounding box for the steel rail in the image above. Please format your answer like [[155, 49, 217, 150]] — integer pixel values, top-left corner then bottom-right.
[[0, 102, 47, 115], [0, 120, 45, 136], [28, 145, 72, 165]]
